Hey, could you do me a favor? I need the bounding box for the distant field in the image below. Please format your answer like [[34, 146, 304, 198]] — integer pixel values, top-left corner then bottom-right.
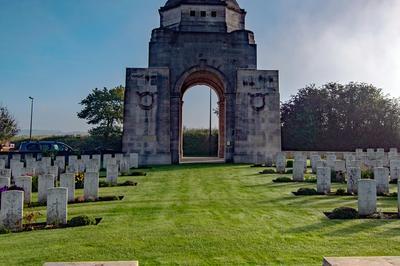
[[1, 164, 399, 265]]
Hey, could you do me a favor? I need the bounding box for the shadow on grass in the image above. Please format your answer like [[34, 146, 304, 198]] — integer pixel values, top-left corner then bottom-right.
[[329, 219, 399, 236]]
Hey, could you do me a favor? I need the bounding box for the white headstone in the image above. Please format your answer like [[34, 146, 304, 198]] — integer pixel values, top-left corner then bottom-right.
[[47, 166, 59, 179], [106, 164, 119, 185], [334, 160, 346, 172], [60, 173, 75, 202], [390, 160, 400, 180], [326, 154, 336, 170], [293, 160, 305, 181], [317, 167, 331, 194], [129, 153, 139, 169], [38, 174, 55, 203], [68, 155, 78, 166], [115, 153, 124, 164], [347, 167, 361, 194], [14, 176, 32, 204], [0, 190, 23, 231], [77, 160, 86, 172], [46, 188, 68, 225], [84, 172, 99, 200], [119, 157, 130, 174], [275, 153, 286, 174], [41, 157, 52, 168], [12, 154, 21, 161], [374, 167, 389, 195], [55, 156, 66, 172], [10, 160, 23, 178], [25, 158, 36, 169], [367, 149, 376, 160], [0, 169, 11, 179], [358, 179, 377, 216], [103, 154, 112, 168], [85, 159, 99, 173], [310, 154, 321, 174], [92, 155, 101, 170], [0, 177, 10, 188], [0, 159, 5, 169]]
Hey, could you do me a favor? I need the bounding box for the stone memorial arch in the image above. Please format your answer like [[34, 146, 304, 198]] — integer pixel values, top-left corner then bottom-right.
[[123, 0, 281, 165]]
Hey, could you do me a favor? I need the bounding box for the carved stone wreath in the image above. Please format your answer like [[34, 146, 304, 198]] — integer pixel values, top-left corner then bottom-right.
[[248, 93, 268, 112], [137, 91, 157, 110]]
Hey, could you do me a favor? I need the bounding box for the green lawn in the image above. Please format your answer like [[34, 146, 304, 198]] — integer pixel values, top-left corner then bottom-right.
[[1, 164, 400, 265]]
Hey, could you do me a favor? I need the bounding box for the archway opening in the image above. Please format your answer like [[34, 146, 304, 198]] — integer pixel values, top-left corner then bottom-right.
[[174, 68, 227, 164], [181, 85, 220, 159]]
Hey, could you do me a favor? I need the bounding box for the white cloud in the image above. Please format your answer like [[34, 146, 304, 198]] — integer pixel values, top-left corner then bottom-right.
[[256, 0, 400, 100]]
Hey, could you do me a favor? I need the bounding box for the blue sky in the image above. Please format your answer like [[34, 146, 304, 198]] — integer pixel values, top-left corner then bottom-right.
[[0, 0, 399, 132]]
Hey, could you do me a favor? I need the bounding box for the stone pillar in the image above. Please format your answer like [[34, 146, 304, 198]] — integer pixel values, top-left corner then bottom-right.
[[358, 179, 377, 216], [106, 164, 119, 185], [218, 99, 225, 159], [317, 167, 331, 194], [84, 172, 99, 200], [374, 167, 389, 195], [14, 176, 32, 204], [46, 188, 68, 225], [293, 160, 305, 181], [347, 167, 361, 194], [0, 177, 10, 188], [171, 95, 181, 164], [275, 152, 286, 174], [225, 92, 235, 163], [0, 190, 23, 231], [60, 173, 75, 202], [38, 174, 55, 203]]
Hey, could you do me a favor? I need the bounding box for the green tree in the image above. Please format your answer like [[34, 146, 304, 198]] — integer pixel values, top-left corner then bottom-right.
[[0, 104, 19, 142], [78, 86, 124, 140], [281, 82, 400, 151]]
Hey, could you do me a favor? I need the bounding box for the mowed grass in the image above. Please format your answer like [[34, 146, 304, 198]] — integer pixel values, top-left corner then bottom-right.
[[1, 163, 400, 265]]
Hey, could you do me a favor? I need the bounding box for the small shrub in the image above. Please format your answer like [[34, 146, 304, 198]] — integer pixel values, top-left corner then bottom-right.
[[75, 172, 85, 189], [331, 170, 346, 183], [362, 169, 374, 179], [295, 188, 319, 195], [389, 179, 398, 184], [0, 227, 10, 235], [131, 171, 147, 176], [67, 215, 96, 227], [99, 181, 111, 188], [286, 160, 294, 168], [304, 177, 317, 183], [328, 207, 358, 219], [260, 169, 276, 175], [98, 195, 119, 201], [335, 188, 347, 196], [120, 180, 137, 186], [273, 177, 293, 183], [285, 169, 293, 174], [100, 167, 106, 172]]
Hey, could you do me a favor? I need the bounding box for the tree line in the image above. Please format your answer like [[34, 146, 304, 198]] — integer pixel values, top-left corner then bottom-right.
[[2, 82, 400, 153]]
